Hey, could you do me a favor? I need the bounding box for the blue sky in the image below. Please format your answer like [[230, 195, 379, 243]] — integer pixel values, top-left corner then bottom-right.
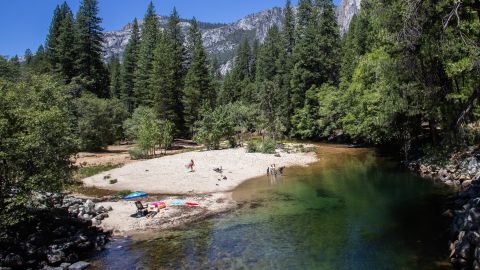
[[0, 0, 341, 57]]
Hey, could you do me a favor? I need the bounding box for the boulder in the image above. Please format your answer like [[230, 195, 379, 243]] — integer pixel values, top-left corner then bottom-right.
[[463, 180, 473, 189], [60, 263, 72, 270], [3, 253, 24, 268], [438, 169, 450, 181], [47, 250, 65, 265], [68, 261, 90, 270]]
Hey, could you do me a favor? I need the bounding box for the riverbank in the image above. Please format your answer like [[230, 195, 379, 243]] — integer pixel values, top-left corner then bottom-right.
[[406, 146, 480, 269], [96, 193, 237, 235], [78, 144, 317, 235], [82, 145, 317, 194]]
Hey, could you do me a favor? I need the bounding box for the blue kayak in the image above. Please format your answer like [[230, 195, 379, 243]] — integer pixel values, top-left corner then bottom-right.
[[124, 191, 148, 200]]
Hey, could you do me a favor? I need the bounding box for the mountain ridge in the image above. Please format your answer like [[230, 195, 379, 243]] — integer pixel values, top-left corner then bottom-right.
[[102, 1, 359, 74]]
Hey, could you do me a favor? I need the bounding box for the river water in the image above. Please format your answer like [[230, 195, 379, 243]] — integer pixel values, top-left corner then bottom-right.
[[91, 145, 453, 270]]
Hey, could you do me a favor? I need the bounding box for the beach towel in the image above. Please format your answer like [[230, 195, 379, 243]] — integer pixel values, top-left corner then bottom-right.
[[170, 199, 186, 206]]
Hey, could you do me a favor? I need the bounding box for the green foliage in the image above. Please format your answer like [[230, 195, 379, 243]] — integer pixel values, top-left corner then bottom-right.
[[134, 2, 159, 107], [128, 147, 146, 160], [75, 93, 128, 151], [0, 75, 78, 228], [262, 137, 277, 154], [123, 106, 175, 157], [76, 163, 120, 179], [182, 18, 215, 132], [121, 18, 140, 113], [247, 140, 260, 153], [74, 0, 109, 97], [193, 105, 234, 150]]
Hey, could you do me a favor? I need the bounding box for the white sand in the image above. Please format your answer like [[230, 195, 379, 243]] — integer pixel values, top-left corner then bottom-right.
[[82, 147, 317, 194], [97, 193, 236, 235]]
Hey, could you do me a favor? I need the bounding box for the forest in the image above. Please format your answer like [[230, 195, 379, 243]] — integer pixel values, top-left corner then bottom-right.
[[0, 0, 479, 228]]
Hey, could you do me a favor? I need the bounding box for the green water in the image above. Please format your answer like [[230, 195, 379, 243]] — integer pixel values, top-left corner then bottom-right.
[[91, 145, 452, 270]]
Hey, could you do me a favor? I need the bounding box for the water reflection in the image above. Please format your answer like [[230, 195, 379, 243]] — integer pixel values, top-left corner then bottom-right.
[[91, 145, 452, 270]]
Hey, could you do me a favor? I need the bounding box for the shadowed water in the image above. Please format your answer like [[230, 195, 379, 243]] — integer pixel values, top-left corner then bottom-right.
[[91, 145, 452, 270]]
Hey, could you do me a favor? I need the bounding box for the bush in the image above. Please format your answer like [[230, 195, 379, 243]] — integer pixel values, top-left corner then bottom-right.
[[0, 75, 77, 228], [128, 147, 146, 160], [75, 93, 128, 151], [247, 140, 260, 153], [262, 138, 277, 154], [109, 179, 118, 184]]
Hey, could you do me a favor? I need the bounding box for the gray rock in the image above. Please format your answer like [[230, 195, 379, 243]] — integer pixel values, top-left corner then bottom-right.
[[47, 250, 65, 264], [60, 263, 71, 270], [3, 253, 23, 268], [106, 206, 113, 211], [68, 261, 90, 270], [438, 169, 450, 181]]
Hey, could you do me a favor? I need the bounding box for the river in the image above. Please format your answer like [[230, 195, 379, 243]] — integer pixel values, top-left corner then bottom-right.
[[90, 145, 453, 269]]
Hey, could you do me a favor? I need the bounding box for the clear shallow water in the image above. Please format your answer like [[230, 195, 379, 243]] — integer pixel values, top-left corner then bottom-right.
[[91, 145, 453, 270]]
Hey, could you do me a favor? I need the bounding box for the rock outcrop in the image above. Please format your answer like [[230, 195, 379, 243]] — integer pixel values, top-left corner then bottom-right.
[[0, 193, 113, 269], [102, 8, 285, 74], [337, 0, 362, 35]]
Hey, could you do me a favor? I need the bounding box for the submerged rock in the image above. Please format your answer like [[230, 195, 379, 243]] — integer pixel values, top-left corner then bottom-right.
[[68, 261, 90, 270]]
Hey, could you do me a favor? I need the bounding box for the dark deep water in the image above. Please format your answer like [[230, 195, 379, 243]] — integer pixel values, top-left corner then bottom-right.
[[91, 145, 453, 270]]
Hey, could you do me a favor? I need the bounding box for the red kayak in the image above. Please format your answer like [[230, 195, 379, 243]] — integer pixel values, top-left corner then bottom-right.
[[185, 202, 199, 206]]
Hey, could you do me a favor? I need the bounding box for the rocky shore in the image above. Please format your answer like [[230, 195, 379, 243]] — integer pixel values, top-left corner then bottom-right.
[[407, 146, 480, 269], [0, 193, 113, 270], [407, 146, 480, 188]]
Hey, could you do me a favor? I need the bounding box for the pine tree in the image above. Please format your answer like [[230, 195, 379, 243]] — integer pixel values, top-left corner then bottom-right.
[[24, 49, 33, 65], [108, 55, 122, 99], [151, 36, 178, 124], [290, 4, 320, 110], [134, 2, 159, 106], [164, 7, 186, 131], [257, 26, 282, 82], [121, 18, 140, 113], [295, 0, 313, 41], [315, 0, 341, 85], [56, 3, 76, 83], [31, 45, 49, 74], [75, 0, 109, 97], [280, 0, 296, 132], [46, 5, 65, 69], [182, 18, 215, 134]]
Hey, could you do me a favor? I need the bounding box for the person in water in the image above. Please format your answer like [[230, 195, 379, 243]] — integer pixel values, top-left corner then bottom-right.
[[267, 167, 270, 175], [279, 166, 284, 176]]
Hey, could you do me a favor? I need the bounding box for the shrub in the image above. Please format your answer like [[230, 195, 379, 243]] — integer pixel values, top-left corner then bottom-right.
[[262, 138, 277, 154], [75, 93, 128, 151], [109, 179, 118, 184], [247, 140, 260, 153], [128, 147, 146, 160]]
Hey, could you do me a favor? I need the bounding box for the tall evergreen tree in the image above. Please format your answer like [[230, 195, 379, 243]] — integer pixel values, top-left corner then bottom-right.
[[280, 0, 296, 132], [56, 3, 76, 83], [134, 2, 159, 106], [121, 18, 140, 112], [290, 4, 320, 110], [315, 0, 341, 85], [108, 55, 122, 99], [164, 7, 186, 131], [74, 0, 109, 97], [182, 18, 215, 134], [46, 4, 65, 69]]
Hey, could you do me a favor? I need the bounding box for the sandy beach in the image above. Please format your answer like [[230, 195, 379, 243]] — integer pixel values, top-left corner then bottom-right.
[[82, 146, 317, 194], [80, 146, 317, 234], [97, 193, 236, 235]]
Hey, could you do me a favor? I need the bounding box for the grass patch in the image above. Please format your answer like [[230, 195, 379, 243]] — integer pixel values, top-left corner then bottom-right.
[[75, 163, 121, 179]]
